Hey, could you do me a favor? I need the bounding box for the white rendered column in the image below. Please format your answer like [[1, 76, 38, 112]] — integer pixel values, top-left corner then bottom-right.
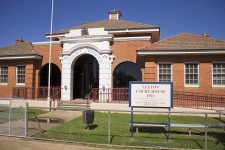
[[61, 57, 72, 100]]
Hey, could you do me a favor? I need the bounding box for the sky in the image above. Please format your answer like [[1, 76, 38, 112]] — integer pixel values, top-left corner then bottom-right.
[[0, 0, 225, 47]]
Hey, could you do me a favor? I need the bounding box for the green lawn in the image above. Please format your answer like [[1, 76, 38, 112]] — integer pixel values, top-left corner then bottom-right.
[[0, 106, 47, 124], [33, 112, 225, 149]]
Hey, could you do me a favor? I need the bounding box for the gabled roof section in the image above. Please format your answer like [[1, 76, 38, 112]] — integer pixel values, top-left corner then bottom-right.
[[52, 19, 159, 35], [140, 33, 225, 51], [0, 40, 37, 57]]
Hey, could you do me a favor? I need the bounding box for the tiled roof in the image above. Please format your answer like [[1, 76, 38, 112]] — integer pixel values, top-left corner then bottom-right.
[[52, 19, 159, 35], [140, 33, 225, 51], [0, 41, 36, 57]]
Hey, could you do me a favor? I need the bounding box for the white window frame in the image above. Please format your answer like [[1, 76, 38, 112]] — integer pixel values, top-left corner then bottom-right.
[[212, 61, 225, 87], [0, 65, 8, 85], [184, 62, 200, 87], [157, 62, 173, 82], [16, 65, 25, 85]]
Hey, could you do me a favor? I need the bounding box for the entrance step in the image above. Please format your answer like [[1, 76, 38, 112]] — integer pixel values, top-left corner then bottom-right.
[[58, 99, 91, 109]]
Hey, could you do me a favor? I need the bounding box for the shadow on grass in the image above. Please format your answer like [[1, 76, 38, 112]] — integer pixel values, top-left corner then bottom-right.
[[214, 117, 225, 124], [85, 124, 98, 130], [208, 131, 225, 148]]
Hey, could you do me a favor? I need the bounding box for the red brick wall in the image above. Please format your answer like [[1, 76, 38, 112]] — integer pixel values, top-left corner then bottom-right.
[[33, 44, 62, 68], [142, 55, 225, 95], [0, 59, 37, 98], [32, 44, 63, 97], [1, 41, 224, 98], [0, 44, 63, 98], [111, 40, 150, 71]]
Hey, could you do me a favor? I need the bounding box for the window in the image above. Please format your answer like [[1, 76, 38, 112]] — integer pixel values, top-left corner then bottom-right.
[[17, 65, 25, 84], [185, 63, 199, 87], [0, 66, 8, 84], [158, 63, 172, 82], [212, 63, 225, 87]]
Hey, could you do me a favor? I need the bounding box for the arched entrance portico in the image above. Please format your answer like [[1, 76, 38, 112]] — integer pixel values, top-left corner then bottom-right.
[[72, 54, 99, 99], [61, 46, 114, 101]]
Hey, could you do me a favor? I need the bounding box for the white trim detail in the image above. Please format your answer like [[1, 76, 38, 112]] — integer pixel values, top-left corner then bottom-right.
[[0, 83, 8, 86], [138, 50, 225, 55], [114, 36, 151, 41], [61, 35, 113, 43], [0, 55, 42, 60]]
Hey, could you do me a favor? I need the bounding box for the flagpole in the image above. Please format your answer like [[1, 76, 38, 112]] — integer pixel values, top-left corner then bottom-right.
[[47, 0, 54, 109]]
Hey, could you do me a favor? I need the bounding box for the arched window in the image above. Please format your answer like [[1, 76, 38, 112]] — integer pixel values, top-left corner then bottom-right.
[[39, 63, 61, 87], [113, 61, 141, 88]]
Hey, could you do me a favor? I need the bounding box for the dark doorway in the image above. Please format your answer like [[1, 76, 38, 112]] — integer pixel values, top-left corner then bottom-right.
[[113, 61, 141, 88], [39, 63, 61, 87], [73, 55, 99, 99]]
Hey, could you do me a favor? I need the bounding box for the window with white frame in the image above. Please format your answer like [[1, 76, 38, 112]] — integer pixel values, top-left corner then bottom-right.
[[212, 63, 225, 86], [17, 65, 25, 84], [158, 63, 172, 82], [0, 66, 8, 84], [185, 63, 199, 86]]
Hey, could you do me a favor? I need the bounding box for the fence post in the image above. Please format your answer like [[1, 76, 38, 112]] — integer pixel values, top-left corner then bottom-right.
[[210, 95, 212, 110], [108, 111, 111, 144], [25, 102, 28, 137], [168, 110, 171, 143], [204, 113, 208, 150], [8, 99, 11, 136]]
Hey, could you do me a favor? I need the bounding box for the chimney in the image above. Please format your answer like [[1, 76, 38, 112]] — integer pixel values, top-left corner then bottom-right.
[[16, 38, 25, 44], [202, 32, 209, 37], [108, 10, 122, 20]]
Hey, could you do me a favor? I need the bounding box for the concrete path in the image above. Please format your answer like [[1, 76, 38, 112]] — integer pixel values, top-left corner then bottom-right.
[[0, 136, 108, 150], [28, 110, 82, 136]]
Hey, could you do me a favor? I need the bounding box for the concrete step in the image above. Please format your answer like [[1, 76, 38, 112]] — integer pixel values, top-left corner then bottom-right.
[[59, 103, 89, 107], [58, 100, 90, 109]]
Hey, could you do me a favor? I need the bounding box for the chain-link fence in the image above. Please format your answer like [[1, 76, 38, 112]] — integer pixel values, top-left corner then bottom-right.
[[0, 98, 28, 137], [26, 107, 225, 149]]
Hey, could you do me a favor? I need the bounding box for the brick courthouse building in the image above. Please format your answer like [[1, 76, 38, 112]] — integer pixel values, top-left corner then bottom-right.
[[0, 11, 225, 102]]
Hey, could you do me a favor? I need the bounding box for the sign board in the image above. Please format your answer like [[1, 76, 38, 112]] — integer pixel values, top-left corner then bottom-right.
[[129, 82, 173, 108]]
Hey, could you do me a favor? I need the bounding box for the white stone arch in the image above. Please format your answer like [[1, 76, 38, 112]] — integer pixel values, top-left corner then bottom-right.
[[61, 44, 113, 101], [70, 46, 102, 67]]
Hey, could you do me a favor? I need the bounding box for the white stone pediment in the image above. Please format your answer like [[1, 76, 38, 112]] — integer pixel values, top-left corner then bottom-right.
[[60, 28, 114, 101], [65, 27, 109, 37]]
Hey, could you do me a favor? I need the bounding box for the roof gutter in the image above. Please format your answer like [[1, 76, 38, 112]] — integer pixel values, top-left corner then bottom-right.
[[137, 49, 225, 55], [109, 28, 159, 34], [0, 55, 42, 60]]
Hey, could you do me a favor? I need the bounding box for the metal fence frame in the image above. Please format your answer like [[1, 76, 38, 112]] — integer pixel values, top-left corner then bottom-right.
[[12, 87, 61, 101], [11, 87, 225, 110]]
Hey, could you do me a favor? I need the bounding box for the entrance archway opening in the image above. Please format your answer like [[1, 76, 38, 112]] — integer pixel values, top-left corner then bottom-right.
[[39, 63, 61, 87], [113, 61, 141, 88], [73, 54, 99, 99]]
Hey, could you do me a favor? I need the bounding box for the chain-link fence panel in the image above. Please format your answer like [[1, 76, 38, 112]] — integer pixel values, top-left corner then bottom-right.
[[27, 107, 225, 149], [0, 99, 27, 137], [0, 99, 10, 135], [29, 108, 109, 144]]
